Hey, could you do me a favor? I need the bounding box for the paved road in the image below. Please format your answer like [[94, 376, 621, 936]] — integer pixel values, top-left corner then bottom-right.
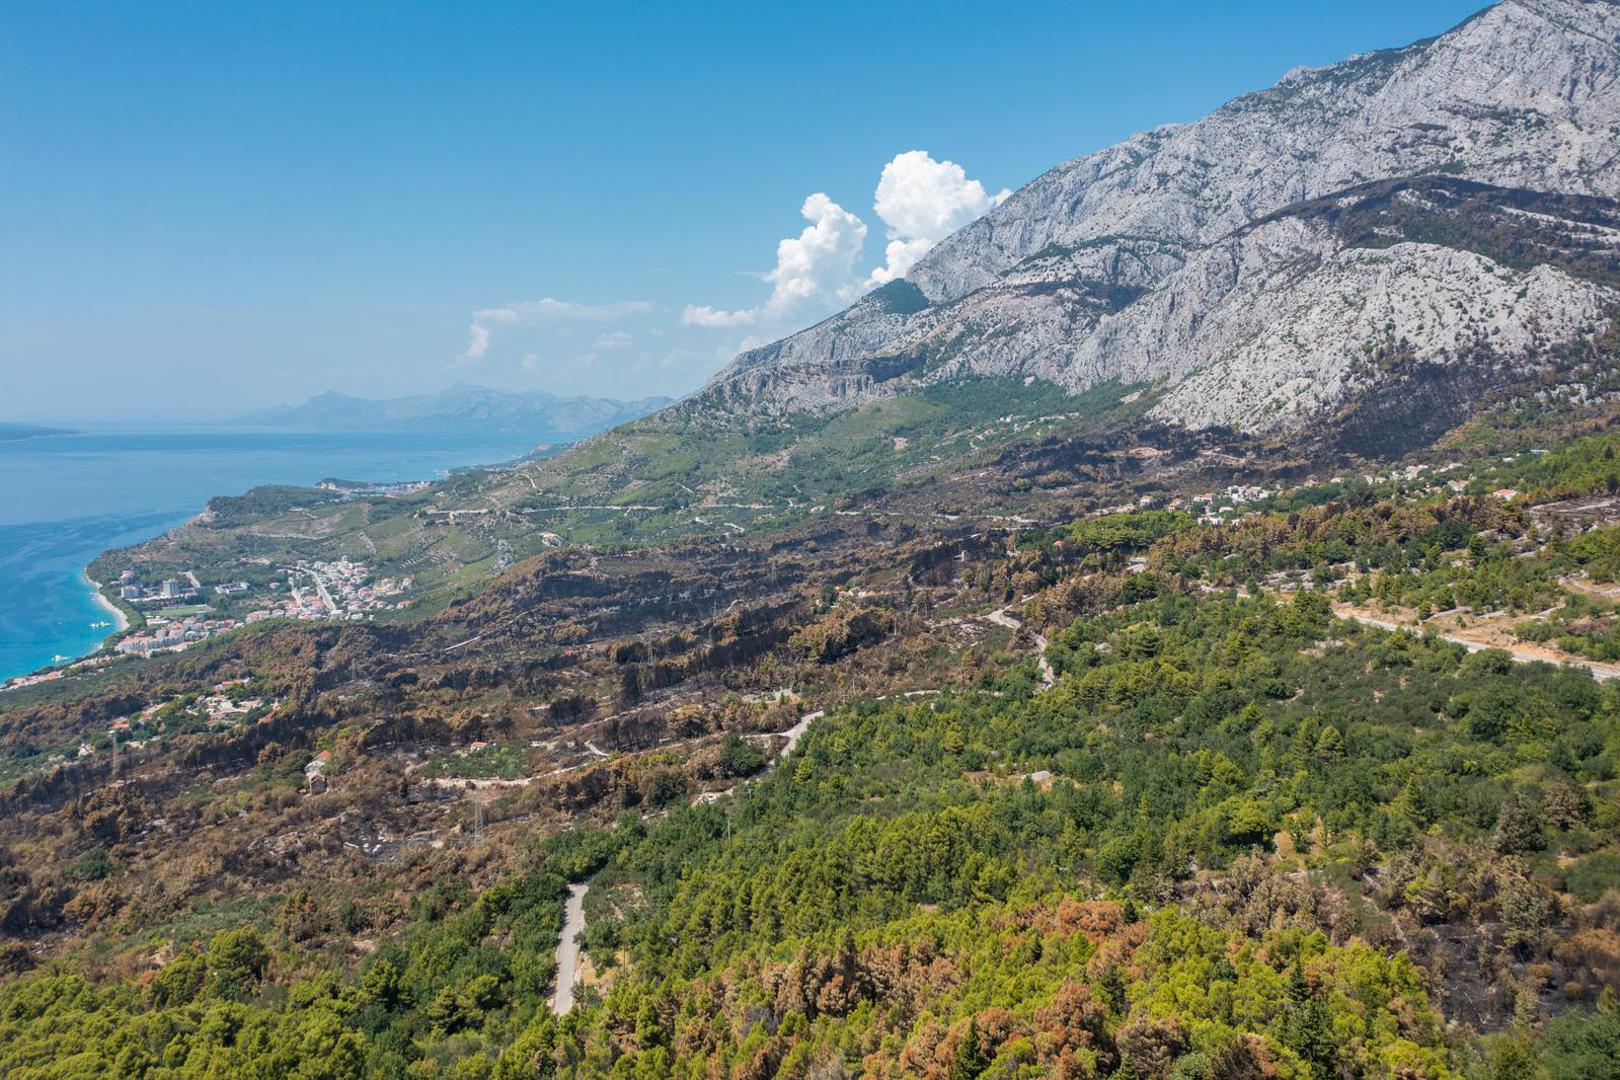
[[773, 710, 821, 762], [550, 884, 590, 1014], [294, 562, 339, 615]]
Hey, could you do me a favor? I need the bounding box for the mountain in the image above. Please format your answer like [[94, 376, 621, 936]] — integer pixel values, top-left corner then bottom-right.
[[705, 0, 1620, 448], [235, 383, 673, 440]]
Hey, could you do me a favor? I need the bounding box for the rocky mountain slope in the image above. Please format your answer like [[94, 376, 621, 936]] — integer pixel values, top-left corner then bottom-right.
[[705, 0, 1620, 439]]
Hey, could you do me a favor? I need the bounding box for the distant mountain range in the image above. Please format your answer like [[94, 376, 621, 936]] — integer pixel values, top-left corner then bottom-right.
[[0, 422, 71, 442], [234, 384, 674, 440]]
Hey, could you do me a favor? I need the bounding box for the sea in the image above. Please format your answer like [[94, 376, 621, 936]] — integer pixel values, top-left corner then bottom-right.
[[0, 429, 542, 683]]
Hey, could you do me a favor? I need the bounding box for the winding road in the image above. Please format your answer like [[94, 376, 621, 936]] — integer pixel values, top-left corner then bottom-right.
[[547, 602, 1059, 1014], [546, 590, 1620, 1012], [985, 604, 1056, 687], [551, 708, 824, 1012]]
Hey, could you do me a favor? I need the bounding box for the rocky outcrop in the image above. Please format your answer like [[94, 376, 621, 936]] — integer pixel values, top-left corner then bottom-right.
[[702, 0, 1620, 437]]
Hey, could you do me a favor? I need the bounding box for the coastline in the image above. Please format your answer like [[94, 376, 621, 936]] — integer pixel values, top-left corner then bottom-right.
[[84, 572, 131, 634], [0, 428, 542, 684], [4, 571, 131, 688]]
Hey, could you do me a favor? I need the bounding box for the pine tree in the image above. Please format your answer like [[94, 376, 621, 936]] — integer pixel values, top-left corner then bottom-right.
[[949, 1017, 989, 1080], [1283, 960, 1335, 1074]]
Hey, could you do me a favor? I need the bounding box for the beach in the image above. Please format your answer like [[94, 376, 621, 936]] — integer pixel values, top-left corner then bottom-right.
[[85, 573, 131, 634]]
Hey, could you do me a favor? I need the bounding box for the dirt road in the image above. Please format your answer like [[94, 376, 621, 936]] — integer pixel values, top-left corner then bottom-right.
[[1333, 605, 1620, 682]]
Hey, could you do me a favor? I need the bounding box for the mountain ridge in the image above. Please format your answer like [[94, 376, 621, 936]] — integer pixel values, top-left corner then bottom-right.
[[233, 382, 673, 438], [700, 0, 1620, 440]]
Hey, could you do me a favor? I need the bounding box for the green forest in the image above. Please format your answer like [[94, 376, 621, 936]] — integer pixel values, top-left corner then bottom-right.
[[5, 578, 1619, 1077]]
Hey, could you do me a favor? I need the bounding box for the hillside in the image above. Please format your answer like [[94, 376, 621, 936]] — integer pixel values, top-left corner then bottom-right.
[[5, 423, 1620, 1076]]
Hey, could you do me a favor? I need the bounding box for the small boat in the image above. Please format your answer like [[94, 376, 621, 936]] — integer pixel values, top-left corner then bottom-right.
[[90, 620, 111, 629], [52, 654, 69, 663]]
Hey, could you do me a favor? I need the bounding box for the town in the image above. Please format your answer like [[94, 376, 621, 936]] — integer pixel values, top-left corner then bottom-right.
[[244, 558, 413, 624], [111, 558, 412, 656]]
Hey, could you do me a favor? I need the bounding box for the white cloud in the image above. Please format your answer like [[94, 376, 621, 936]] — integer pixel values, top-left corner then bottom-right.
[[593, 331, 634, 350], [681, 192, 867, 329], [866, 151, 1009, 286], [457, 298, 651, 361], [762, 193, 868, 317], [681, 152, 1007, 342], [681, 304, 757, 328]]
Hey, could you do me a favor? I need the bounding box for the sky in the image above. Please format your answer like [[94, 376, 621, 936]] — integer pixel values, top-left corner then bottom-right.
[[0, 0, 1488, 423]]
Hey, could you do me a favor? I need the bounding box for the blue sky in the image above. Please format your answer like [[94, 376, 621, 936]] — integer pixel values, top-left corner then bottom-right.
[[0, 0, 1487, 422]]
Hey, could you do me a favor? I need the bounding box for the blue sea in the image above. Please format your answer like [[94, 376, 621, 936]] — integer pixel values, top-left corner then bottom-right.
[[0, 430, 542, 683]]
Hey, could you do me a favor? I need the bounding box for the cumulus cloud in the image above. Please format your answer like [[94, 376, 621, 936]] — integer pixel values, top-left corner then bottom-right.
[[681, 152, 1006, 340], [681, 193, 867, 329], [763, 193, 868, 316], [457, 298, 651, 361], [681, 305, 758, 329], [866, 151, 1010, 286]]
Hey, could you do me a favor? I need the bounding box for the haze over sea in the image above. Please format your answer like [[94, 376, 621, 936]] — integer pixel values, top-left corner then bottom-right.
[[0, 429, 540, 683]]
